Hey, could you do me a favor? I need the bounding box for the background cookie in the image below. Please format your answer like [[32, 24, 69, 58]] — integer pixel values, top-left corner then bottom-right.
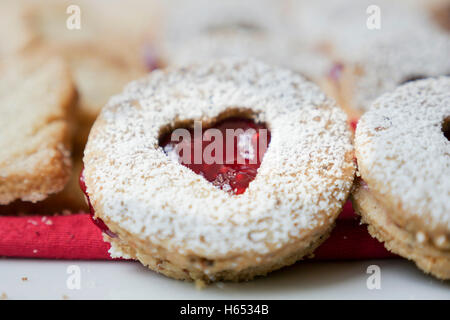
[[56, 44, 147, 151], [0, 52, 77, 205], [159, 0, 332, 84], [328, 30, 450, 118], [0, 2, 35, 59], [288, 0, 450, 118]]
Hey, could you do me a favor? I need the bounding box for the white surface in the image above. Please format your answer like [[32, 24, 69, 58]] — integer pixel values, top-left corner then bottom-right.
[[0, 259, 449, 299]]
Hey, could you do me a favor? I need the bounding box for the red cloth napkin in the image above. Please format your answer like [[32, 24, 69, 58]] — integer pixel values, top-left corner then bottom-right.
[[0, 200, 395, 260]]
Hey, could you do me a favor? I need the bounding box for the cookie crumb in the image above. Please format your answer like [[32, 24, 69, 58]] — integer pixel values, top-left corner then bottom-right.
[[41, 216, 53, 225], [1, 292, 7, 300], [62, 294, 69, 300], [21, 277, 28, 282]]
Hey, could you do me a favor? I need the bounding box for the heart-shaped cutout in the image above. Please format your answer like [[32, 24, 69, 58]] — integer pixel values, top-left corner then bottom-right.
[[160, 117, 271, 195]]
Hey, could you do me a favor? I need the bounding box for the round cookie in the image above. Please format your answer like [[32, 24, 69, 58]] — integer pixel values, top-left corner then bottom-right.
[[160, 0, 288, 42], [165, 28, 332, 85], [353, 77, 450, 279], [83, 59, 355, 282], [294, 0, 450, 119], [327, 29, 450, 119], [159, 0, 331, 83], [290, 0, 438, 61]]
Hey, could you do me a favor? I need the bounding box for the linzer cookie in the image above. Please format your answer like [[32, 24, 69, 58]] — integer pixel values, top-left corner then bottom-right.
[[352, 77, 450, 279], [328, 30, 450, 119], [290, 0, 439, 60], [160, 0, 331, 83], [0, 53, 77, 205], [293, 0, 450, 119], [82, 59, 355, 282]]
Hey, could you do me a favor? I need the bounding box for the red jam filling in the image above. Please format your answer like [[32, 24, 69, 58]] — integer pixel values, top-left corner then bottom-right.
[[350, 118, 358, 132], [79, 170, 117, 238], [160, 117, 271, 195]]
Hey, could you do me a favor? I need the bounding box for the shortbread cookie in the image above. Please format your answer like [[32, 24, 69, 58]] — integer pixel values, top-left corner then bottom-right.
[[327, 30, 450, 118], [0, 53, 77, 205], [0, 155, 86, 215], [353, 77, 450, 279], [0, 42, 140, 210], [82, 59, 355, 282]]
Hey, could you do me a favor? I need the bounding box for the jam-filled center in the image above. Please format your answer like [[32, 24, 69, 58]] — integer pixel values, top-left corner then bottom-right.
[[159, 117, 271, 195]]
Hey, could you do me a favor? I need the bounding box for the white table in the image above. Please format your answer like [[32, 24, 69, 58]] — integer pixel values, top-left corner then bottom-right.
[[0, 258, 449, 299]]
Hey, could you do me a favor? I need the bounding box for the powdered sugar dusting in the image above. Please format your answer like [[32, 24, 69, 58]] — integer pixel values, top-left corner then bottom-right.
[[84, 59, 354, 258], [356, 77, 450, 230], [351, 30, 450, 112], [291, 0, 439, 60], [160, 0, 331, 82], [165, 30, 332, 82]]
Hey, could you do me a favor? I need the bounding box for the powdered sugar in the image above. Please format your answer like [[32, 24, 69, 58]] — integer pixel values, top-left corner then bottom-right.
[[84, 59, 354, 259], [160, 0, 331, 82], [165, 30, 332, 82], [291, 0, 438, 60], [351, 29, 450, 112], [356, 77, 450, 230]]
